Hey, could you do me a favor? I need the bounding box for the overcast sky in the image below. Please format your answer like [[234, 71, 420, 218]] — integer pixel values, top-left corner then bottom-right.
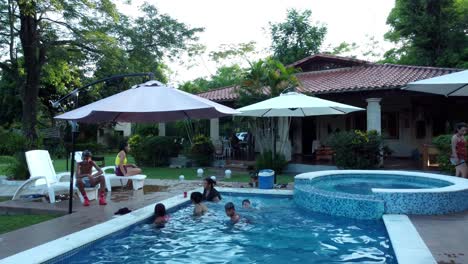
[[117, 0, 396, 85]]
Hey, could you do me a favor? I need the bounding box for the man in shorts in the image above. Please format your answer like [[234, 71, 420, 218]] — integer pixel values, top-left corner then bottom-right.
[[76, 150, 107, 206]]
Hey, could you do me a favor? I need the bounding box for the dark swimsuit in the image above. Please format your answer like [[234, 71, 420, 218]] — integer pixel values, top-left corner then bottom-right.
[[202, 188, 221, 201]]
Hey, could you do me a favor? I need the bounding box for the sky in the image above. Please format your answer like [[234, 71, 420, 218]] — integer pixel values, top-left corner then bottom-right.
[[116, 0, 396, 85]]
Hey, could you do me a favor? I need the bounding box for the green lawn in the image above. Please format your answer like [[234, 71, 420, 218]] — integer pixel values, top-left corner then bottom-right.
[[50, 154, 294, 183], [0, 154, 294, 184], [0, 214, 60, 235]]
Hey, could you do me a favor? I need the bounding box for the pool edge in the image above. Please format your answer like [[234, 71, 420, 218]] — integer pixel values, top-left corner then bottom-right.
[[383, 214, 436, 264]]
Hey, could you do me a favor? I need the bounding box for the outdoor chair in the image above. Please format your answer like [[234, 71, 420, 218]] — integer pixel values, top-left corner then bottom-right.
[[12, 150, 98, 203], [74, 151, 146, 192]]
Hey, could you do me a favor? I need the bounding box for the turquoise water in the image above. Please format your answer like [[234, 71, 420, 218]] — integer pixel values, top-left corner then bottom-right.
[[312, 175, 451, 195], [60, 195, 396, 263]]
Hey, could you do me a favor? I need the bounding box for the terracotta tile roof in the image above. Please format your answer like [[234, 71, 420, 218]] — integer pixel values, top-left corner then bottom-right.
[[196, 85, 239, 102], [296, 63, 459, 94], [197, 63, 460, 102]]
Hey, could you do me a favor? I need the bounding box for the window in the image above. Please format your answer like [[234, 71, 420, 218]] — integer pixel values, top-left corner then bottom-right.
[[382, 112, 399, 139]]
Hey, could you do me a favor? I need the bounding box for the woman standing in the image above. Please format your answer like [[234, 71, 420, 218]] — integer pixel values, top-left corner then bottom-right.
[[451, 123, 467, 178]]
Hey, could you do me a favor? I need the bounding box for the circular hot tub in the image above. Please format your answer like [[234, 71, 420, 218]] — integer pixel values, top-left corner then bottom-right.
[[294, 170, 468, 219]]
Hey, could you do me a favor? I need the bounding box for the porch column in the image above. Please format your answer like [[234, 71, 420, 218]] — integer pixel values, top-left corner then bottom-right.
[[158, 122, 166, 136], [366, 98, 382, 133], [210, 118, 220, 142]]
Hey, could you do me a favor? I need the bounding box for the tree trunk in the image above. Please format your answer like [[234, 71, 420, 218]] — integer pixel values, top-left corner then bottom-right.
[[18, 0, 44, 145]]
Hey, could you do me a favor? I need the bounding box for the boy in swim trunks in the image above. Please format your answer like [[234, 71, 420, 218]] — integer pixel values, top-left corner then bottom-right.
[[76, 150, 107, 206]]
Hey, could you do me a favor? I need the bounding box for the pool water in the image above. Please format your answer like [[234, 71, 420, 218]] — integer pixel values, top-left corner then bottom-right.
[[312, 175, 451, 195], [60, 195, 396, 263]]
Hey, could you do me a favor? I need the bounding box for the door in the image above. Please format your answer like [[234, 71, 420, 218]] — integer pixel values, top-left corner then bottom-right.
[[302, 117, 316, 155]]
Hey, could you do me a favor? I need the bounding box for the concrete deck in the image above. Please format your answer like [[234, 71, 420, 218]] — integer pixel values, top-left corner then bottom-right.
[[410, 212, 468, 264]]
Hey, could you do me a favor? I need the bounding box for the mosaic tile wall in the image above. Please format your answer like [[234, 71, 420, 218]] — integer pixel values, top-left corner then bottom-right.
[[294, 173, 468, 219]]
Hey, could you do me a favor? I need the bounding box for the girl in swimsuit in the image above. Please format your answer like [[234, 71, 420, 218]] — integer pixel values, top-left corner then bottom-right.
[[451, 123, 467, 178], [202, 177, 221, 202], [115, 141, 142, 188], [154, 203, 170, 228]]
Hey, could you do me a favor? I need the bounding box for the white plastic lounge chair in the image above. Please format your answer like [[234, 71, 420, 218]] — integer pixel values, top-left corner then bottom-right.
[[74, 151, 146, 192], [12, 150, 98, 203]]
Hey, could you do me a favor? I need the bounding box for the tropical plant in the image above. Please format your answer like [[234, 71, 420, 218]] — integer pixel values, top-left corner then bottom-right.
[[190, 135, 214, 166], [129, 135, 179, 167], [255, 151, 288, 174], [326, 130, 385, 169]]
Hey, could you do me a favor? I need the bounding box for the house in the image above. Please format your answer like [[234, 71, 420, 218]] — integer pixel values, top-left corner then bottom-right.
[[191, 54, 466, 160]]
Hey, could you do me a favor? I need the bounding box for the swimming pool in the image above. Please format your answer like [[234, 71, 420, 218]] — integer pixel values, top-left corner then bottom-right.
[[51, 194, 396, 263], [295, 170, 468, 219]]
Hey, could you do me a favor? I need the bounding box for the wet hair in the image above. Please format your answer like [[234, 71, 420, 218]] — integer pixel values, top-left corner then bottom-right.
[[119, 141, 128, 153], [225, 202, 235, 211], [82, 150, 92, 160], [242, 199, 250, 206], [190, 192, 203, 204], [455, 122, 467, 133], [204, 177, 216, 190], [154, 203, 166, 217]]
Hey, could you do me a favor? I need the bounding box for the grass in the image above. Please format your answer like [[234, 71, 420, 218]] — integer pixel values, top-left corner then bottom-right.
[[0, 214, 60, 235], [0, 153, 295, 184]]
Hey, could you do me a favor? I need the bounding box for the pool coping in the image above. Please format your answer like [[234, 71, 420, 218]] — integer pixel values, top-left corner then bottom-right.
[[0, 187, 433, 264], [383, 215, 436, 264], [295, 170, 468, 193]]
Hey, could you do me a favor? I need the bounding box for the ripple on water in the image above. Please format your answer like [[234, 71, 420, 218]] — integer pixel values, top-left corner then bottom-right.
[[62, 195, 396, 264]]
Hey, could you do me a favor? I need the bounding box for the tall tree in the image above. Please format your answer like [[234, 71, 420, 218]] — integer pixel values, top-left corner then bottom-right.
[[0, 1, 202, 144], [384, 0, 468, 68], [269, 9, 327, 65]]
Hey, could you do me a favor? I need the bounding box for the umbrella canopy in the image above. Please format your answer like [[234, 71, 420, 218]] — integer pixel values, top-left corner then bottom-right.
[[236, 92, 364, 117], [55, 80, 239, 122], [403, 70, 468, 96]]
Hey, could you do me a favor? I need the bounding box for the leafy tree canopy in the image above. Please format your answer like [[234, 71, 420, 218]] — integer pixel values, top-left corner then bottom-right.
[[269, 9, 327, 65], [384, 0, 468, 68], [0, 1, 202, 141]]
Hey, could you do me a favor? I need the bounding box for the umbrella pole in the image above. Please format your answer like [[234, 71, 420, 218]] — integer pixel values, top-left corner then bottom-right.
[[68, 121, 78, 214], [272, 117, 277, 184]]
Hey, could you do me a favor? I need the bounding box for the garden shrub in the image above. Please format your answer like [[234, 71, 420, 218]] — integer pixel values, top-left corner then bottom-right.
[[0, 129, 28, 155], [326, 130, 385, 169], [432, 134, 468, 174], [130, 135, 179, 166], [133, 124, 159, 137], [190, 135, 214, 166], [255, 151, 288, 174], [5, 152, 29, 180]]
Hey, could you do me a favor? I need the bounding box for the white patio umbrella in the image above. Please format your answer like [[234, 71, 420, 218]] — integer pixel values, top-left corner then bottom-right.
[[236, 91, 364, 116], [237, 92, 364, 183], [403, 70, 468, 96], [54, 80, 239, 213], [55, 80, 239, 122]]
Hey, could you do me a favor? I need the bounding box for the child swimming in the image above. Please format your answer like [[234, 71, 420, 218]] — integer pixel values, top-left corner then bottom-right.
[[191, 192, 208, 216]]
